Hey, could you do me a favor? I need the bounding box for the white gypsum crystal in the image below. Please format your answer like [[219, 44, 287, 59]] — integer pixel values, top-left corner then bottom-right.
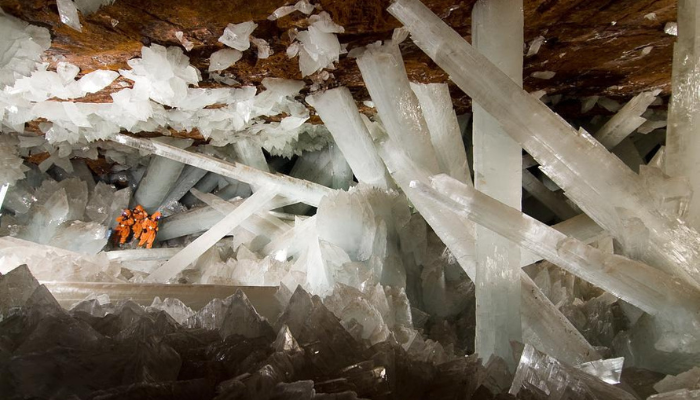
[[0, 135, 28, 185], [251, 37, 272, 59], [219, 21, 258, 51], [73, 0, 115, 15], [388, 0, 700, 290], [77, 70, 120, 94], [522, 169, 578, 220], [527, 35, 545, 57], [310, 87, 391, 189], [175, 31, 194, 52], [56, 0, 82, 32], [521, 213, 605, 267], [208, 49, 243, 72], [233, 139, 270, 173], [294, 12, 344, 76], [133, 137, 193, 213], [356, 42, 440, 174], [147, 186, 278, 283], [593, 90, 660, 149], [423, 175, 700, 335], [157, 205, 224, 241], [157, 165, 208, 212], [379, 140, 599, 365], [470, 0, 523, 368], [665, 0, 700, 232], [509, 344, 636, 399], [575, 357, 624, 385], [113, 134, 333, 207], [0, 14, 51, 89], [410, 82, 471, 185]]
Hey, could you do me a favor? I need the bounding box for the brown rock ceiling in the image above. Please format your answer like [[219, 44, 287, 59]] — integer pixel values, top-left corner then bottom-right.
[[0, 0, 676, 118]]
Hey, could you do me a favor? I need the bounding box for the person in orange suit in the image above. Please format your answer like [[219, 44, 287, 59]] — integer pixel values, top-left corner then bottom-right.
[[114, 209, 134, 245], [132, 205, 148, 241], [138, 211, 162, 249]]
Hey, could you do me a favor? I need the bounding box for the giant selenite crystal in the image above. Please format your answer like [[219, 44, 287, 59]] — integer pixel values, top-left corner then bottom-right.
[[421, 174, 700, 352], [470, 0, 523, 368], [388, 0, 700, 291], [665, 0, 700, 232]]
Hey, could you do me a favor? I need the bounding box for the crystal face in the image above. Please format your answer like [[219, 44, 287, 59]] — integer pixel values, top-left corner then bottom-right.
[[1, 0, 700, 398]]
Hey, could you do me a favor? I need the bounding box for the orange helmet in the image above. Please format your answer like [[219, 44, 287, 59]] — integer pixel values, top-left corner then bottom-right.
[[152, 211, 162, 220], [121, 209, 132, 217], [134, 205, 145, 213]]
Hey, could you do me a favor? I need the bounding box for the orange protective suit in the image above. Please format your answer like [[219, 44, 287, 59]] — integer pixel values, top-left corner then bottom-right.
[[114, 210, 134, 245], [132, 206, 148, 240], [138, 212, 162, 249]]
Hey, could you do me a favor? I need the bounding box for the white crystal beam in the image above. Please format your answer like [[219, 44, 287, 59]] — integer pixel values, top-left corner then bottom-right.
[[469, 0, 523, 368], [311, 87, 392, 189], [520, 214, 605, 267], [593, 90, 660, 150], [147, 186, 278, 283], [134, 138, 192, 213], [665, 0, 700, 231], [388, 0, 700, 289], [422, 174, 700, 319], [378, 142, 600, 365], [157, 165, 208, 212], [356, 42, 440, 174], [114, 134, 333, 207], [410, 82, 471, 185]]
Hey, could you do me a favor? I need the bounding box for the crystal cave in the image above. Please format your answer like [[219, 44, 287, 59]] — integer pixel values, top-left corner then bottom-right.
[[0, 0, 698, 399]]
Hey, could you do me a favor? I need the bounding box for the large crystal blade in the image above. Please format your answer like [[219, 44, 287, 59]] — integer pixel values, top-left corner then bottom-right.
[[114, 134, 333, 207], [388, 0, 700, 289], [146, 186, 278, 283]]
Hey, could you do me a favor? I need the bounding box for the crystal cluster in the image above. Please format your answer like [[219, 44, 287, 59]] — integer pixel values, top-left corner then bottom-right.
[[1, 0, 700, 398]]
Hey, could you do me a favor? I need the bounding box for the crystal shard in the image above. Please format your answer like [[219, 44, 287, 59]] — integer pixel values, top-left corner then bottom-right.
[[219, 21, 258, 51], [56, 0, 82, 32], [133, 138, 193, 213]]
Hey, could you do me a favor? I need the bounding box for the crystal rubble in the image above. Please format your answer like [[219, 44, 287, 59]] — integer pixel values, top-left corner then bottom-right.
[[388, 0, 700, 291], [147, 186, 279, 283], [0, 13, 51, 89], [665, 0, 700, 233], [509, 344, 637, 399], [114, 134, 333, 208], [421, 174, 700, 349], [470, 0, 524, 369], [291, 11, 345, 77], [378, 140, 600, 365], [356, 40, 440, 175], [208, 48, 242, 72], [133, 137, 193, 213], [593, 90, 661, 150]]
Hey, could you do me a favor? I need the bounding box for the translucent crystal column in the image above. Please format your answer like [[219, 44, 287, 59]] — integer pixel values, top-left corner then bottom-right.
[[470, 0, 523, 368], [356, 42, 440, 174], [388, 0, 700, 289], [410, 82, 471, 184], [379, 141, 600, 365], [114, 134, 333, 207], [311, 87, 391, 189], [665, 0, 700, 230], [147, 186, 278, 283], [133, 137, 193, 213]]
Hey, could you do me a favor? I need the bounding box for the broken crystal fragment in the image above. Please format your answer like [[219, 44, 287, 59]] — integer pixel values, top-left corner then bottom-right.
[[251, 37, 272, 59], [208, 48, 242, 72], [56, 0, 82, 32], [219, 21, 258, 51]]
